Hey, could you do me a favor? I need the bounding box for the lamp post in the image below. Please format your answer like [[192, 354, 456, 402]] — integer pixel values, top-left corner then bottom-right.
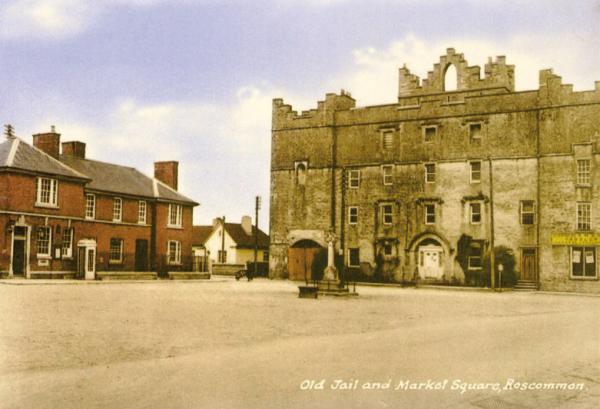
[[253, 195, 261, 279]]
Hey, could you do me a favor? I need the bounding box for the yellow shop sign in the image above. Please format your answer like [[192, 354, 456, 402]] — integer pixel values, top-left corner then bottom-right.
[[551, 233, 600, 246]]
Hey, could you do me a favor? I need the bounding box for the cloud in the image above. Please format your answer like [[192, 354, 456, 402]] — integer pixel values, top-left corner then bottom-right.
[[328, 33, 600, 106]]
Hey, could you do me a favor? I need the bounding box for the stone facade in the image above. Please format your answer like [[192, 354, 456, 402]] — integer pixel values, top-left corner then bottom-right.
[[270, 48, 600, 293]]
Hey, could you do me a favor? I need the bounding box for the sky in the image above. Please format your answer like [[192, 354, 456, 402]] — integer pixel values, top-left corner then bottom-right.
[[1, 0, 599, 229]]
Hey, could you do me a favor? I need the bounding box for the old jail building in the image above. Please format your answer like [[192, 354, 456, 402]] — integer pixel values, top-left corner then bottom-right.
[[269, 48, 600, 293], [0, 127, 198, 279]]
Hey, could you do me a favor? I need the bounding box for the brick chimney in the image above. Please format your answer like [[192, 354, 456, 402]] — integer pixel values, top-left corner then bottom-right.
[[33, 125, 60, 159], [241, 215, 253, 235], [61, 141, 86, 159], [154, 161, 178, 190]]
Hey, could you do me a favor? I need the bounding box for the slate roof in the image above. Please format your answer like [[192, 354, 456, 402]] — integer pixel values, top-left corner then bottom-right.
[[192, 226, 213, 246], [60, 155, 198, 205], [0, 137, 89, 180]]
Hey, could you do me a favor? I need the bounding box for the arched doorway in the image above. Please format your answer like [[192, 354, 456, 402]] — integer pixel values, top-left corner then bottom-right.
[[417, 238, 444, 279], [288, 239, 323, 281]]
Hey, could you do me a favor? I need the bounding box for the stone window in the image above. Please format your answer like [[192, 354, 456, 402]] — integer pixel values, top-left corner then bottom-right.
[[348, 206, 358, 225], [444, 64, 458, 92], [61, 228, 73, 258], [382, 165, 393, 185], [381, 204, 393, 225], [295, 161, 307, 185], [425, 163, 436, 183], [469, 202, 482, 224], [113, 198, 122, 222], [423, 126, 437, 143], [469, 123, 482, 144], [577, 159, 591, 185], [138, 201, 147, 224], [36, 177, 58, 207], [348, 169, 360, 189], [520, 201, 536, 225], [168, 240, 182, 265], [470, 161, 482, 183], [577, 202, 591, 231], [109, 238, 123, 263], [381, 130, 394, 150], [85, 194, 95, 219], [383, 243, 393, 256], [348, 248, 360, 267], [571, 247, 596, 278], [36, 226, 52, 258], [424, 203, 436, 224], [168, 204, 183, 227]]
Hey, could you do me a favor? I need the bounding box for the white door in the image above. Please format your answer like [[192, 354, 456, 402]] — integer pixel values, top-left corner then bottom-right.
[[419, 245, 443, 279], [85, 247, 96, 280]]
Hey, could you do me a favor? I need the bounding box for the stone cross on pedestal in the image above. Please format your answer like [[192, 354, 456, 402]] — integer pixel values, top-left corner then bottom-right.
[[323, 231, 338, 281]]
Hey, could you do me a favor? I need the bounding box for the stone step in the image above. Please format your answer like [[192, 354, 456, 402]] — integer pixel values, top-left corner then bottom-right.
[[168, 272, 211, 280], [514, 280, 538, 291], [97, 272, 157, 280], [29, 272, 77, 280]]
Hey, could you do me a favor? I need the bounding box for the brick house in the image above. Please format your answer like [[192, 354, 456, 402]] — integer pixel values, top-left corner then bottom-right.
[[270, 48, 600, 293], [0, 126, 198, 279]]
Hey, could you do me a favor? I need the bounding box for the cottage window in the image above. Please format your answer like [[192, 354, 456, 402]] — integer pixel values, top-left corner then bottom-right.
[[571, 247, 597, 278], [113, 198, 122, 222], [109, 238, 123, 263], [36, 177, 58, 207], [61, 228, 73, 258], [425, 163, 436, 183], [168, 240, 182, 265], [470, 161, 482, 183], [469, 202, 482, 224], [348, 169, 360, 189], [520, 201, 536, 225], [348, 206, 358, 225], [138, 201, 147, 224], [381, 204, 393, 225], [469, 123, 482, 144], [424, 204, 436, 224], [218, 250, 227, 263], [424, 126, 437, 142], [36, 226, 52, 257], [348, 248, 360, 267], [577, 159, 591, 185], [85, 194, 95, 219], [382, 165, 393, 185], [577, 202, 591, 231], [168, 204, 183, 227]]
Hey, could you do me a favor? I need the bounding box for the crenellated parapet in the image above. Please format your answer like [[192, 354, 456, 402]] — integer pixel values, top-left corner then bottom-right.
[[272, 90, 356, 131], [398, 48, 515, 100]]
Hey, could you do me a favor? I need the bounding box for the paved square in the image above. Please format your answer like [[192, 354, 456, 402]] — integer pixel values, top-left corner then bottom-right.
[[0, 279, 598, 408]]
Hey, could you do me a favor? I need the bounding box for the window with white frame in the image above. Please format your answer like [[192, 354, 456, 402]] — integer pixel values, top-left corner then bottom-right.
[[85, 194, 95, 219], [470, 161, 482, 183], [469, 123, 482, 144], [577, 159, 591, 185], [423, 126, 437, 142], [571, 247, 597, 278], [113, 198, 122, 222], [36, 226, 52, 257], [36, 177, 58, 207], [425, 163, 436, 183], [425, 204, 436, 224], [467, 242, 483, 270], [520, 200, 536, 225], [348, 169, 360, 189], [138, 201, 147, 224], [168, 240, 182, 264], [381, 204, 393, 225], [218, 250, 227, 263], [109, 238, 123, 263], [577, 202, 591, 231], [348, 206, 358, 225], [382, 165, 393, 185], [168, 204, 183, 227], [469, 202, 482, 224], [381, 130, 394, 150], [61, 228, 73, 258], [348, 248, 360, 267]]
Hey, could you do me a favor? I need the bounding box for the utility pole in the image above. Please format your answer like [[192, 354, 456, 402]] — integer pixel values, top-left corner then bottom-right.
[[253, 196, 261, 278], [488, 157, 495, 290], [220, 215, 226, 263]]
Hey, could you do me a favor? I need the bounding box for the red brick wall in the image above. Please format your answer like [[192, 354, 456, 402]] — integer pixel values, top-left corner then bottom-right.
[[155, 203, 194, 273]]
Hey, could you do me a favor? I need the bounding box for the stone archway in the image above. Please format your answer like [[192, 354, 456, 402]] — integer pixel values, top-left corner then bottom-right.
[[408, 232, 453, 282], [287, 239, 324, 282]]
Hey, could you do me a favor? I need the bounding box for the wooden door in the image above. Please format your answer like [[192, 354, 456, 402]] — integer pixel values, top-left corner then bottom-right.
[[12, 240, 25, 276], [521, 249, 537, 281], [287, 246, 322, 281], [135, 240, 149, 271]]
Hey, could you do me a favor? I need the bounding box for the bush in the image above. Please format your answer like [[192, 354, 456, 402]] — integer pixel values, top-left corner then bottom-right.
[[482, 246, 517, 288]]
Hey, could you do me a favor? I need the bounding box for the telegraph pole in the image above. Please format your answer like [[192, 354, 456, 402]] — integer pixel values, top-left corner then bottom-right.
[[253, 196, 261, 278], [488, 157, 496, 290], [220, 215, 226, 263]]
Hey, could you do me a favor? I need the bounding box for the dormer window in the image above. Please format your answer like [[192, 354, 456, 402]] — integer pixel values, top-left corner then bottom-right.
[[36, 177, 58, 207]]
